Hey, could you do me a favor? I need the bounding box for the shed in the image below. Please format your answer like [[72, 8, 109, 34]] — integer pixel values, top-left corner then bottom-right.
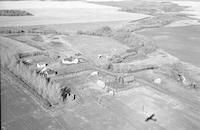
[[61, 57, 79, 65]]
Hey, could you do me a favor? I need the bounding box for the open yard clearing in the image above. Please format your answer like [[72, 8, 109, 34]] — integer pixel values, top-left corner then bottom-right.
[[65, 35, 129, 65]]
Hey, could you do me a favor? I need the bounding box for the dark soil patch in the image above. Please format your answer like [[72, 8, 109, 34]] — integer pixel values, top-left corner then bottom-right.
[[0, 10, 33, 16]]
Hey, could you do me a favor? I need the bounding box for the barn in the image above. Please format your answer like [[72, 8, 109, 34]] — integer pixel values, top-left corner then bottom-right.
[[118, 74, 135, 85]]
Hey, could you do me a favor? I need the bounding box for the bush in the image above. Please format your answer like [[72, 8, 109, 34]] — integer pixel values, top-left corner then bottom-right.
[[1, 49, 62, 105], [0, 10, 33, 16], [77, 26, 113, 37]]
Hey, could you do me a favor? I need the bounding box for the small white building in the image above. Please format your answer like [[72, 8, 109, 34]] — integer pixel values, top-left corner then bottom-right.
[[96, 80, 105, 89], [90, 71, 99, 76], [153, 78, 162, 84], [36, 63, 48, 68], [61, 57, 79, 65]]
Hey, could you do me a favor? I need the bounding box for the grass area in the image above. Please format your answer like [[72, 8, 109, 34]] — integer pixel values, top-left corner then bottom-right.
[[0, 26, 61, 35], [31, 35, 44, 42], [77, 26, 156, 56], [139, 25, 200, 67]]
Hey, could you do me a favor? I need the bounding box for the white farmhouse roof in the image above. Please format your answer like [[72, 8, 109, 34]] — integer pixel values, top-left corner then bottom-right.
[[96, 80, 105, 89]]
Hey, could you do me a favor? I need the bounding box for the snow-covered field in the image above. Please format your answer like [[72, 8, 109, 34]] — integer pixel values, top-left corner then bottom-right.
[[86, 0, 130, 2], [0, 1, 149, 27], [166, 20, 200, 27], [171, 1, 200, 19]]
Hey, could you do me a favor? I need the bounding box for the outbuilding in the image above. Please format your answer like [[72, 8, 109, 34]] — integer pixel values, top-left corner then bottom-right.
[[96, 80, 106, 89], [61, 57, 79, 65]]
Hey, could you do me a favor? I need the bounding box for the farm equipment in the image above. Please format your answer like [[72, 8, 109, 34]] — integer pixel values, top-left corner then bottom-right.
[[39, 68, 58, 78]]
